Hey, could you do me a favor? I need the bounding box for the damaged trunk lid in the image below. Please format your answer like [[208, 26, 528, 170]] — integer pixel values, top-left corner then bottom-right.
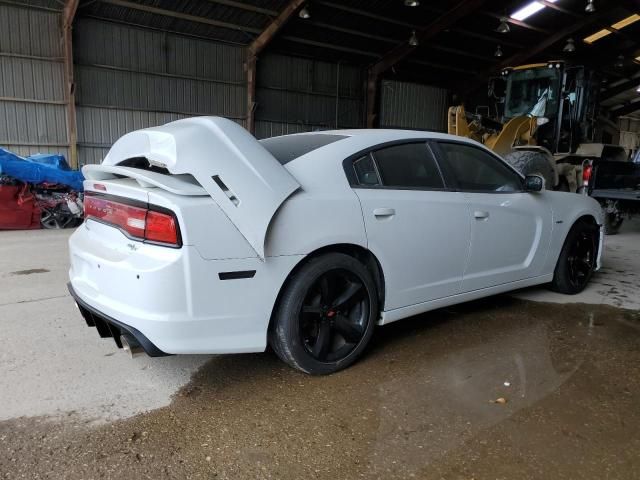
[[90, 117, 300, 259]]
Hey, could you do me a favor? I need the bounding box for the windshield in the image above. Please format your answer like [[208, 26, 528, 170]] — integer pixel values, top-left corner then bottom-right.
[[504, 67, 561, 119]]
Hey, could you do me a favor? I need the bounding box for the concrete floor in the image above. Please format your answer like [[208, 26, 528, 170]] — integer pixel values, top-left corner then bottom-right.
[[1, 220, 639, 479]]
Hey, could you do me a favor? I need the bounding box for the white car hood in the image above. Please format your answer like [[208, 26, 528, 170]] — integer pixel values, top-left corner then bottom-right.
[[101, 116, 300, 259]]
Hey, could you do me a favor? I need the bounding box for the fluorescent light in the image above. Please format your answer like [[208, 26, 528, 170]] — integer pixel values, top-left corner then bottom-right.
[[583, 14, 640, 44], [583, 29, 611, 44], [611, 13, 640, 30], [510, 0, 557, 22]]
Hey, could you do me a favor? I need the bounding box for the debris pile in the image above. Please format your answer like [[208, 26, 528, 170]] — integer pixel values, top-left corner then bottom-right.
[[0, 148, 84, 230]]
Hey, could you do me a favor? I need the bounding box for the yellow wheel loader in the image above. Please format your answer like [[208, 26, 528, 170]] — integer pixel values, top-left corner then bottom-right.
[[448, 61, 628, 193]]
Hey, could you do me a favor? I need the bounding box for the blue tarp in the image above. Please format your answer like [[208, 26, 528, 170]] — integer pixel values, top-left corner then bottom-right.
[[0, 148, 84, 191]]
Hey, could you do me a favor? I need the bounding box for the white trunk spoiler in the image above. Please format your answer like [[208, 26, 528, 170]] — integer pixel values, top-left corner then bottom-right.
[[83, 165, 207, 196], [92, 117, 300, 259]]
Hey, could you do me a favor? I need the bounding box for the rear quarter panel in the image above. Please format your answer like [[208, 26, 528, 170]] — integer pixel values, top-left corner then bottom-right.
[[265, 142, 368, 257]]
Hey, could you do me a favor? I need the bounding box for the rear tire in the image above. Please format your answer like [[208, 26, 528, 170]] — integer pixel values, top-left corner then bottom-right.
[[550, 220, 599, 294], [269, 253, 378, 375], [504, 150, 555, 189]]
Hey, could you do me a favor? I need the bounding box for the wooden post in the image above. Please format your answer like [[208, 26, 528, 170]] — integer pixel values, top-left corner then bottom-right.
[[245, 55, 257, 134], [245, 0, 306, 134], [62, 0, 79, 168]]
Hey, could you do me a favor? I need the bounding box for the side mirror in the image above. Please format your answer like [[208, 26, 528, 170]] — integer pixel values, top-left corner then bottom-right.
[[524, 174, 545, 192]]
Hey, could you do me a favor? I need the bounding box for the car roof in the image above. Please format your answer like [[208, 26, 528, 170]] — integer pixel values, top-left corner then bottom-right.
[[277, 128, 482, 146]]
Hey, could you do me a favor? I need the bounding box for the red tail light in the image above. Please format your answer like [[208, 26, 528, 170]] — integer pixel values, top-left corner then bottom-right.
[[145, 210, 179, 244], [582, 163, 593, 187], [84, 194, 181, 247]]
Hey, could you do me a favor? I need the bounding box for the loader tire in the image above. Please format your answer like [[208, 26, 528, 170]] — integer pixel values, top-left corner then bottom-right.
[[504, 150, 555, 189]]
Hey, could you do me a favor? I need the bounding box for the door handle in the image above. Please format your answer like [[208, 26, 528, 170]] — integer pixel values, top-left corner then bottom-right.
[[474, 210, 490, 219], [373, 207, 395, 218]]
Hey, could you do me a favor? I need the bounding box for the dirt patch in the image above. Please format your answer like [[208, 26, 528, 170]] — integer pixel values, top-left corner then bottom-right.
[[10, 268, 50, 275]]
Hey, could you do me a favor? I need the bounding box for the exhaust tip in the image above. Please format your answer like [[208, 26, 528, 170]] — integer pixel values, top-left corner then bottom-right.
[[120, 334, 145, 358]]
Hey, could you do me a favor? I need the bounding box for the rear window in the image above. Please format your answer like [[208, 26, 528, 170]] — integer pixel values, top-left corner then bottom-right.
[[259, 134, 347, 165]]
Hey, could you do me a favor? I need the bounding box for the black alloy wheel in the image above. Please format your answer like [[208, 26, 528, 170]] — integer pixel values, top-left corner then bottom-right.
[[270, 252, 378, 375], [299, 269, 368, 363], [40, 206, 75, 229], [565, 230, 596, 291], [550, 220, 598, 295]]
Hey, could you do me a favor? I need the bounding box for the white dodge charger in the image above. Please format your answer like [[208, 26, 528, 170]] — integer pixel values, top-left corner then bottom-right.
[[68, 117, 603, 374]]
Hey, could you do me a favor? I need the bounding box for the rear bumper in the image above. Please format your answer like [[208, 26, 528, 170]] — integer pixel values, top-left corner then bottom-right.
[[68, 221, 303, 354], [68, 283, 169, 357]]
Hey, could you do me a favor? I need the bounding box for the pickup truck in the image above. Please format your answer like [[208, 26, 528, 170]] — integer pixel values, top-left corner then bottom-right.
[[584, 155, 640, 234]]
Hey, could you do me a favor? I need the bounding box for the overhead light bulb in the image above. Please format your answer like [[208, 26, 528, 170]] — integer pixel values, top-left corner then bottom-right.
[[299, 5, 311, 19], [404, 0, 420, 6], [409, 30, 419, 46], [563, 38, 576, 53], [496, 17, 510, 33], [494, 45, 503, 57], [636, 85, 640, 93], [585, 0, 595, 13]]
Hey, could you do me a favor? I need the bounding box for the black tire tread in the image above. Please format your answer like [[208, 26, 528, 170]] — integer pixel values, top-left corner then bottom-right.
[[550, 219, 599, 294], [269, 252, 378, 375], [504, 150, 555, 189]]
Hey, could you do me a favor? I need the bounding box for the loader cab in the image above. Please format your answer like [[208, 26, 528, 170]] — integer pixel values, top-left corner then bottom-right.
[[500, 62, 598, 156], [503, 63, 562, 119], [502, 63, 562, 154]]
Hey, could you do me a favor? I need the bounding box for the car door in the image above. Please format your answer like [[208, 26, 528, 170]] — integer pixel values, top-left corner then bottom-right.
[[349, 142, 471, 311], [433, 141, 553, 292]]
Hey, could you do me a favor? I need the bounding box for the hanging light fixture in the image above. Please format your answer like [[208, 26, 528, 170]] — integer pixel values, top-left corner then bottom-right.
[[615, 55, 624, 68], [404, 0, 420, 6], [409, 30, 419, 46], [585, 0, 595, 13], [563, 38, 576, 53], [494, 45, 503, 57], [299, 4, 311, 19], [496, 17, 510, 33]]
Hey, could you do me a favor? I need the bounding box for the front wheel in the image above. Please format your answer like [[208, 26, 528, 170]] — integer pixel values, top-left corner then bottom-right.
[[550, 221, 599, 294], [269, 253, 378, 375]]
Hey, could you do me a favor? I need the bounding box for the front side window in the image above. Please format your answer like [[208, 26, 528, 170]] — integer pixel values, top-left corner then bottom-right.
[[371, 143, 444, 189], [438, 143, 522, 192]]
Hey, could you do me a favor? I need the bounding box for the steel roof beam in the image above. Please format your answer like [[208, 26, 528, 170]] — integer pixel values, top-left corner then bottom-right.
[[99, 0, 262, 34], [601, 76, 640, 101], [611, 98, 640, 117], [366, 0, 487, 127], [202, 0, 277, 17]]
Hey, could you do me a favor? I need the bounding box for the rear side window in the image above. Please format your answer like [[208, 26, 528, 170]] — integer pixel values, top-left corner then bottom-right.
[[437, 142, 522, 192], [372, 143, 444, 189], [352, 155, 380, 186], [259, 134, 347, 165]]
